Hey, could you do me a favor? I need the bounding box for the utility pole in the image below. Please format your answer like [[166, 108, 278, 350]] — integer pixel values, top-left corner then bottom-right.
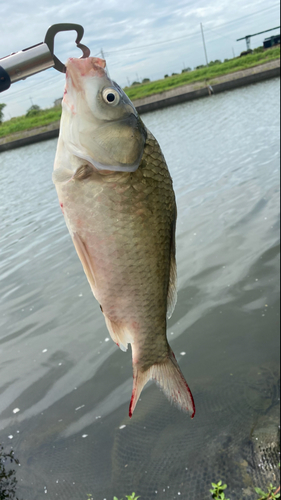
[[200, 23, 209, 66], [101, 48, 110, 75]]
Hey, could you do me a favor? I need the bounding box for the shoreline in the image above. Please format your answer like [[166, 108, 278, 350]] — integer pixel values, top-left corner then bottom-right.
[[133, 59, 280, 113], [0, 59, 279, 153]]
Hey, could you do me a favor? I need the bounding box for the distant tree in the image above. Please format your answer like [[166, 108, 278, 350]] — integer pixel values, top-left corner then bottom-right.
[[131, 81, 140, 87], [26, 104, 41, 117], [196, 64, 205, 70], [0, 103, 6, 124], [182, 67, 192, 73], [209, 59, 222, 66], [164, 74, 169, 78], [171, 73, 179, 76], [224, 58, 230, 63], [142, 78, 151, 84]]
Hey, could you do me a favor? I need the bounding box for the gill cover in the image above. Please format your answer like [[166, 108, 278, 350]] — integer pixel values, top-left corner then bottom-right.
[[61, 57, 146, 172]]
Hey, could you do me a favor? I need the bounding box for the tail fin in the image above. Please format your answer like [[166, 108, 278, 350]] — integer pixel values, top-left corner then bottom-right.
[[129, 349, 195, 419]]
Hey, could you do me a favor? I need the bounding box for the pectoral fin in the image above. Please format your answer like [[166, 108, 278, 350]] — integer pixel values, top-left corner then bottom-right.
[[72, 233, 96, 292], [52, 167, 74, 184], [52, 164, 94, 184]]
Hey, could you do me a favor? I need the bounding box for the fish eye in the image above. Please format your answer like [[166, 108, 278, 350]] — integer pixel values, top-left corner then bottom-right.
[[102, 88, 120, 106]]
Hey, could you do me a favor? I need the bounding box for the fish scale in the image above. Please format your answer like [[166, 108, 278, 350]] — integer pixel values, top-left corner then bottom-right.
[[53, 56, 195, 418]]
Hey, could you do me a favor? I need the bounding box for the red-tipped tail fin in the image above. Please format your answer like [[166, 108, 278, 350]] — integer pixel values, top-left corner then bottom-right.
[[129, 349, 195, 418]]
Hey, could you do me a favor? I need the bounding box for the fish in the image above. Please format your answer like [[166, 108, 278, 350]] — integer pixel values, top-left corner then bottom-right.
[[53, 56, 195, 419]]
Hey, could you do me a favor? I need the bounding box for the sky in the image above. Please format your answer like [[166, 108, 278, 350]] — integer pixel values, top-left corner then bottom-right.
[[0, 0, 280, 118]]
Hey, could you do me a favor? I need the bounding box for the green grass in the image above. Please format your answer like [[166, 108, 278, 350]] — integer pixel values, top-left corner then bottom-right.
[[210, 481, 280, 500], [0, 46, 279, 139], [0, 106, 61, 138], [124, 46, 280, 101], [255, 485, 280, 499], [210, 481, 230, 500], [104, 483, 281, 500]]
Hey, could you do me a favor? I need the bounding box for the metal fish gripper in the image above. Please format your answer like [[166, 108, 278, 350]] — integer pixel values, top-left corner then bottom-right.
[[0, 23, 91, 92]]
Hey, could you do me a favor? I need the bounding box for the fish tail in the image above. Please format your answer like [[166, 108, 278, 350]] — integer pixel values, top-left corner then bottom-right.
[[129, 348, 195, 418]]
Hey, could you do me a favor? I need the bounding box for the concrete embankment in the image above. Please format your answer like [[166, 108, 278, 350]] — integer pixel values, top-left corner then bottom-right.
[[0, 59, 279, 153], [0, 121, 60, 153], [134, 59, 280, 114]]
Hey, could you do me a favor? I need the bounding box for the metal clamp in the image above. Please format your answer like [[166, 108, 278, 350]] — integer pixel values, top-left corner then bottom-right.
[[44, 23, 90, 73], [0, 23, 90, 92]]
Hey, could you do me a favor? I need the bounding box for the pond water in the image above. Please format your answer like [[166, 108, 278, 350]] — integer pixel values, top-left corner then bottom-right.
[[0, 78, 280, 500]]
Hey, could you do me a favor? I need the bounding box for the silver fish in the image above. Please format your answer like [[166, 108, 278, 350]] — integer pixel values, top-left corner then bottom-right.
[[53, 57, 195, 418]]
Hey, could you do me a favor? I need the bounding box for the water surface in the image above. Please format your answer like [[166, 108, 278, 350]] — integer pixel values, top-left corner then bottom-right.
[[0, 78, 280, 500]]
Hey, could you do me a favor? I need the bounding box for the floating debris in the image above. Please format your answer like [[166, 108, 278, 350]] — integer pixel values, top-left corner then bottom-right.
[[75, 405, 85, 411]]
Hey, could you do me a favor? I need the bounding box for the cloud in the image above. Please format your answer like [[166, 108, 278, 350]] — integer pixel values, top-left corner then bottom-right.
[[0, 0, 279, 117]]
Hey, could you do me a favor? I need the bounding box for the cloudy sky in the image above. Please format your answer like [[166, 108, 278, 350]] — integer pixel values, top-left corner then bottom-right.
[[0, 0, 279, 118]]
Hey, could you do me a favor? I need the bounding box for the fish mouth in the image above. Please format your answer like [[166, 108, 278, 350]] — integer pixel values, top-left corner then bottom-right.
[[65, 57, 107, 91]]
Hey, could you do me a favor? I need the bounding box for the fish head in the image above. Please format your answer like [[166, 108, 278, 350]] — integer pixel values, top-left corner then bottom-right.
[[61, 57, 146, 173]]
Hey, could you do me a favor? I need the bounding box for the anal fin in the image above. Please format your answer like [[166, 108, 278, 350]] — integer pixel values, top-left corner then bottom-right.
[[104, 316, 134, 352]]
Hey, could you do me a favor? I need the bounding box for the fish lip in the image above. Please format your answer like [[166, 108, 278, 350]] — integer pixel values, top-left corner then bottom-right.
[[65, 56, 106, 72], [65, 57, 106, 77], [65, 57, 107, 90]]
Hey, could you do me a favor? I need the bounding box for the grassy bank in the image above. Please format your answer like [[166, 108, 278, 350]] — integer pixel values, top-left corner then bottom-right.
[[125, 46, 280, 100], [0, 107, 61, 138], [0, 46, 279, 139]]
